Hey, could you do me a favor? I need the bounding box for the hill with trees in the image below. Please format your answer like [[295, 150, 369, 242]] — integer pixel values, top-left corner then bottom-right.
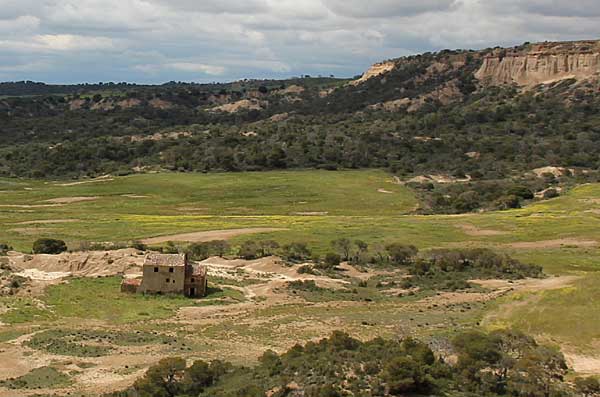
[[1, 40, 600, 213]]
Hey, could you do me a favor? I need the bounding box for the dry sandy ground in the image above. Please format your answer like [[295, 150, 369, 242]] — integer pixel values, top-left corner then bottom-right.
[[141, 228, 288, 244], [53, 176, 114, 187], [458, 224, 508, 236], [471, 275, 580, 292], [0, 251, 597, 396], [0, 333, 162, 397], [43, 196, 99, 204], [14, 219, 80, 225], [566, 352, 600, 375], [7, 248, 145, 277]]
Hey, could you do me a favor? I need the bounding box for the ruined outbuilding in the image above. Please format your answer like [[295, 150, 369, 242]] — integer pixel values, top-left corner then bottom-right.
[[121, 253, 207, 298]]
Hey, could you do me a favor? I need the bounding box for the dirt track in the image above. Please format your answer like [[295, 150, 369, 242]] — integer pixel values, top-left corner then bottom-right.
[[141, 228, 288, 244]]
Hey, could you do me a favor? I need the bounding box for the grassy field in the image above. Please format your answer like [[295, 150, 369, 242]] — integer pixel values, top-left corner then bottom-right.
[[1, 169, 600, 387], [2, 170, 600, 274], [0, 170, 418, 251], [0, 277, 245, 325]]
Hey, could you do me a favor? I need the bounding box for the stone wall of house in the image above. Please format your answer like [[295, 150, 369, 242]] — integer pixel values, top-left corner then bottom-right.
[[139, 263, 186, 294]]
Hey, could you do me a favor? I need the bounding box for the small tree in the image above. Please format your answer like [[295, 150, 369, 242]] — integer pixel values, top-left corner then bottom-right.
[[543, 188, 560, 199], [331, 238, 352, 261], [32, 238, 67, 254], [133, 357, 186, 397], [0, 243, 12, 256], [575, 377, 600, 397], [208, 240, 230, 257], [259, 240, 280, 257], [238, 240, 261, 259], [494, 195, 521, 210], [162, 241, 179, 254], [187, 242, 211, 261], [319, 253, 341, 270], [130, 240, 147, 251], [385, 244, 418, 266], [382, 356, 430, 394], [281, 242, 311, 263], [352, 240, 369, 264]]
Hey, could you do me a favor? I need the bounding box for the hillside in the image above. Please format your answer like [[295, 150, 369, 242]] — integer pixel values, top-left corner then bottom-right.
[[1, 40, 600, 193]]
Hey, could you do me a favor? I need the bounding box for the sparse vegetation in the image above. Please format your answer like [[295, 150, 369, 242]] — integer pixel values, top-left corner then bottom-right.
[[0, 367, 72, 390], [110, 330, 576, 397]]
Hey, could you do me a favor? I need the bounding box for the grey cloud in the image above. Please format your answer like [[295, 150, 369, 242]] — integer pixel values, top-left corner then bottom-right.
[[0, 0, 599, 84], [153, 0, 269, 14], [322, 0, 457, 18], [0, 0, 46, 19], [521, 0, 600, 17], [483, 0, 600, 17]]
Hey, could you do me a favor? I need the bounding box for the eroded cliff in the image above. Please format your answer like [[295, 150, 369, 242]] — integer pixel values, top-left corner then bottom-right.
[[475, 40, 600, 87]]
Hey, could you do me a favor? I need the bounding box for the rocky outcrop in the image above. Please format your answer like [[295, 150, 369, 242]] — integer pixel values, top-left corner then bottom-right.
[[476, 40, 600, 87], [368, 79, 464, 112], [209, 99, 266, 113], [349, 61, 396, 86]]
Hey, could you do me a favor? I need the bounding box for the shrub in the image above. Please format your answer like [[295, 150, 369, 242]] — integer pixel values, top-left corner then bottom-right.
[[322, 253, 341, 269], [188, 240, 230, 260], [281, 242, 311, 263], [543, 188, 560, 199], [130, 241, 147, 251], [187, 242, 211, 260], [575, 377, 600, 397], [331, 238, 352, 260], [507, 185, 534, 200], [297, 265, 316, 275], [32, 238, 67, 254], [238, 240, 261, 259], [493, 194, 521, 210], [0, 244, 11, 256], [386, 244, 418, 266]]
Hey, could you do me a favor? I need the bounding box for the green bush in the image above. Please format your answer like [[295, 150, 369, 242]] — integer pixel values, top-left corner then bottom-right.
[[386, 244, 418, 266], [0, 243, 12, 256], [32, 238, 67, 255], [281, 242, 311, 263], [322, 253, 341, 269]]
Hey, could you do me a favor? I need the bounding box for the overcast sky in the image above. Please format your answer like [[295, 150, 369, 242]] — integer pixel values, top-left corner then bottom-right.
[[1, 0, 599, 84]]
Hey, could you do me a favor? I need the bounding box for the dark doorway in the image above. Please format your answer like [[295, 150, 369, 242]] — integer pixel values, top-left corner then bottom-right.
[[190, 287, 196, 297]]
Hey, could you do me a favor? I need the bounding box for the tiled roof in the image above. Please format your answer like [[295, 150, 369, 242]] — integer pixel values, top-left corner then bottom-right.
[[122, 278, 142, 286], [191, 264, 207, 277], [144, 253, 186, 267]]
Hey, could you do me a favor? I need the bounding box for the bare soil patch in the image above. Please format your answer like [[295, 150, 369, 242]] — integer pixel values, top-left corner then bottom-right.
[[377, 189, 393, 194], [13, 269, 72, 281], [55, 176, 113, 187], [15, 219, 80, 225], [506, 239, 598, 249], [43, 196, 99, 204], [176, 206, 210, 212], [458, 224, 508, 237], [0, 204, 61, 208], [9, 227, 50, 235], [142, 228, 287, 244], [565, 351, 600, 375], [472, 276, 579, 292], [531, 166, 574, 178], [8, 248, 145, 277]]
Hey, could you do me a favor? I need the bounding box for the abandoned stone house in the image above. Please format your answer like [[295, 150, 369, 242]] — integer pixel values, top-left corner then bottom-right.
[[121, 253, 207, 298]]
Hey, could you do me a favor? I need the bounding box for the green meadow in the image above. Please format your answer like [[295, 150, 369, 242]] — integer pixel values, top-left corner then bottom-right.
[[1, 170, 600, 352], [2, 170, 600, 273]]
